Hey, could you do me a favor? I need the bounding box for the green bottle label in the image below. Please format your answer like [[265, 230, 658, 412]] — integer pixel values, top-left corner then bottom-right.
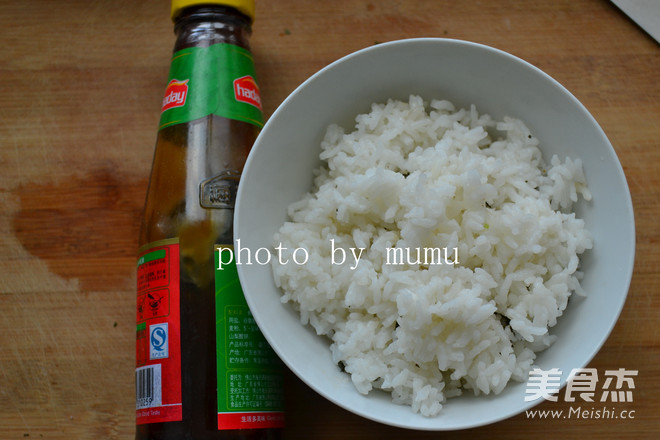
[[159, 43, 264, 130], [214, 246, 285, 430]]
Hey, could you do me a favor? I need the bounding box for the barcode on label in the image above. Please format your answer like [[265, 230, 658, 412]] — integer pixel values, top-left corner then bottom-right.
[[136, 364, 162, 409]]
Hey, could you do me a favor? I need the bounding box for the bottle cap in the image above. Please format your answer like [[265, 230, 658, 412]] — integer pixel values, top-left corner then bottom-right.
[[171, 0, 255, 22]]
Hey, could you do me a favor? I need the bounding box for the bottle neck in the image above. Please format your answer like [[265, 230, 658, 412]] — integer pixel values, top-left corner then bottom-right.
[[172, 6, 252, 52]]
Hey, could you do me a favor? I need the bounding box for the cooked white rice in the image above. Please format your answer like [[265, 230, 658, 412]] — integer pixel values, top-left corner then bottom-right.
[[271, 95, 593, 416]]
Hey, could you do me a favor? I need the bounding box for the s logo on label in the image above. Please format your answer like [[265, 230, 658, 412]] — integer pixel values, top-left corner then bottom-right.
[[149, 323, 169, 360]]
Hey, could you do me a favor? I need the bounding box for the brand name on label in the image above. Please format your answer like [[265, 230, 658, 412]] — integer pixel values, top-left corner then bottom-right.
[[233, 76, 262, 110], [161, 79, 189, 112]]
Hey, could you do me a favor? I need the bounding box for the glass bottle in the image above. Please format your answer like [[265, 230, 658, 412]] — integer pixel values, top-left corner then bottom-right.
[[135, 1, 285, 438]]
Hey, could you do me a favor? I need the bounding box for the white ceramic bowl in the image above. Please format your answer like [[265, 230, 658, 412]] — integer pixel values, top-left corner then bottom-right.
[[234, 38, 635, 430]]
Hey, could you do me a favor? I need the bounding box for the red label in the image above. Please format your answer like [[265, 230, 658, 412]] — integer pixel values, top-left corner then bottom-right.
[[233, 75, 262, 110], [161, 79, 189, 112], [136, 241, 182, 425]]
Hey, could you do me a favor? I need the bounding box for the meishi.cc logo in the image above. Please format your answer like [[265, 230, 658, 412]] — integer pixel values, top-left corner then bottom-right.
[[149, 323, 169, 360]]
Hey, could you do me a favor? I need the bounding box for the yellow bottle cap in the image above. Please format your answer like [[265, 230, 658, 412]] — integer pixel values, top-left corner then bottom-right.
[[171, 0, 255, 22]]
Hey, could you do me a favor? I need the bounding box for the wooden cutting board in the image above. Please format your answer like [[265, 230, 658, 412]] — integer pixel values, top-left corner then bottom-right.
[[1, 0, 658, 438]]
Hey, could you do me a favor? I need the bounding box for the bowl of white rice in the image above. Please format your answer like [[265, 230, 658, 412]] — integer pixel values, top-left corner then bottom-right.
[[234, 38, 634, 430]]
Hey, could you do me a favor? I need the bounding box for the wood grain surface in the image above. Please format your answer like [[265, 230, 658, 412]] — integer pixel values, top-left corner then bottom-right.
[[1, 0, 658, 438]]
